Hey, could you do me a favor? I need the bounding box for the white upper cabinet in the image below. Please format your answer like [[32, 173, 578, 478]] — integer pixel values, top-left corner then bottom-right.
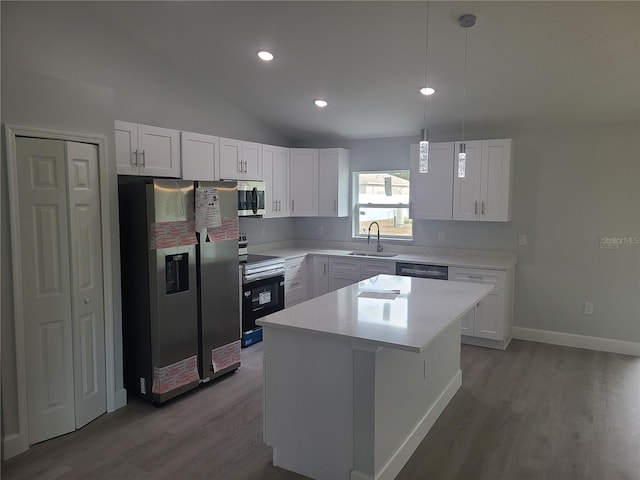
[[263, 145, 290, 218], [409, 142, 454, 220], [219, 137, 263, 181], [453, 139, 512, 222], [318, 148, 349, 217], [115, 121, 180, 177], [289, 148, 319, 216], [181, 131, 219, 181]]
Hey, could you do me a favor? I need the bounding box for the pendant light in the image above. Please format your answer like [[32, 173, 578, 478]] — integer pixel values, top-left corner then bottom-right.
[[457, 13, 476, 178], [418, 2, 430, 173]]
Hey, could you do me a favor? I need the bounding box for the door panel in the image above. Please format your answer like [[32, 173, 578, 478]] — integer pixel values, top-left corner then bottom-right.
[[138, 125, 180, 177], [481, 139, 511, 221], [16, 137, 76, 444], [452, 141, 482, 220], [410, 142, 454, 220], [66, 141, 106, 429]]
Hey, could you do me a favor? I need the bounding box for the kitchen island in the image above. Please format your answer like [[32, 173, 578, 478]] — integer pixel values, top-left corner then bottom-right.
[[257, 274, 493, 480]]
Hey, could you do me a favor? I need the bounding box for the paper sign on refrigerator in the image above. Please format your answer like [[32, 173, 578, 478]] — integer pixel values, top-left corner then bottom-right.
[[195, 187, 222, 232]]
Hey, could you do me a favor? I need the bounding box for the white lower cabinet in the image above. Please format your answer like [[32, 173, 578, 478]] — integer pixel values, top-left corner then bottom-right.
[[449, 266, 513, 349], [284, 256, 308, 308], [311, 256, 329, 297]]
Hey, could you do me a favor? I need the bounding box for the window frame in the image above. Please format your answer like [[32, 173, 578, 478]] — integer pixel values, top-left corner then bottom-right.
[[351, 170, 413, 241]]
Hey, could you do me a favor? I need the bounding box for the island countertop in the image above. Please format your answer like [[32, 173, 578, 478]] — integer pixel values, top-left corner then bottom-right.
[[257, 274, 493, 353]]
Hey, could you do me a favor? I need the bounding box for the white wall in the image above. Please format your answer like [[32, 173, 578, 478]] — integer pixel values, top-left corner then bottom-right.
[[294, 123, 640, 343], [0, 2, 290, 449]]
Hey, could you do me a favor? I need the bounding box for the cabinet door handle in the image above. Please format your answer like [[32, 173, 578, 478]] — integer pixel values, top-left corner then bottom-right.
[[482, 201, 485, 215], [334, 200, 337, 212], [140, 150, 145, 167], [133, 149, 138, 167], [475, 201, 478, 215], [324, 263, 327, 275], [292, 200, 295, 212], [467, 275, 483, 280]]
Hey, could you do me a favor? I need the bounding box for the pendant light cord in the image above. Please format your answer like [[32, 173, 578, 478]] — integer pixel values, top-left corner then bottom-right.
[[423, 1, 429, 130], [462, 25, 468, 143]]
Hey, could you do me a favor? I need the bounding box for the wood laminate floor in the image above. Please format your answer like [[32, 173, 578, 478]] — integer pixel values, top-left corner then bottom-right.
[[3, 340, 639, 480]]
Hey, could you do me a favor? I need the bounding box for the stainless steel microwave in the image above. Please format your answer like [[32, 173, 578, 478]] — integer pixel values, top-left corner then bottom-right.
[[237, 181, 266, 216]]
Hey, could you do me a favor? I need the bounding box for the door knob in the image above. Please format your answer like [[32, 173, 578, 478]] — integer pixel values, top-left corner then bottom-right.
[[84, 297, 91, 304]]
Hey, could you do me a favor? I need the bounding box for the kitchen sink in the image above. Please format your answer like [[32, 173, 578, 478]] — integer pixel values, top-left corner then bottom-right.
[[348, 251, 398, 258]]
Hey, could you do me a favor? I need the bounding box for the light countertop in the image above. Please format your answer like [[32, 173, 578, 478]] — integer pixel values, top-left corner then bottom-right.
[[257, 246, 516, 270], [256, 274, 493, 352]]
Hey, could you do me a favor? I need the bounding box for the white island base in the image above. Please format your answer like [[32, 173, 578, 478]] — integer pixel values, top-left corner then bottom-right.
[[260, 275, 492, 480], [263, 322, 461, 480]]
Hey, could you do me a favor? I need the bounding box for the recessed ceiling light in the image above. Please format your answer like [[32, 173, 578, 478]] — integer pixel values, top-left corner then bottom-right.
[[257, 51, 274, 62], [419, 87, 435, 96], [314, 99, 328, 108]]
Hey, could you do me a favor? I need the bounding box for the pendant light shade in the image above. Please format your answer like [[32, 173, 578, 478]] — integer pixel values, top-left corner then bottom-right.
[[458, 13, 476, 179], [457, 143, 466, 178], [419, 128, 429, 173]]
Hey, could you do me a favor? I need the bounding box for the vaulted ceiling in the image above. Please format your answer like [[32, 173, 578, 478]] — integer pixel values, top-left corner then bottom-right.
[[92, 1, 639, 142]]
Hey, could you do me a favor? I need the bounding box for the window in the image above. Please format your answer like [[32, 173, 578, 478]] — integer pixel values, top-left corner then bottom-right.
[[352, 171, 412, 239]]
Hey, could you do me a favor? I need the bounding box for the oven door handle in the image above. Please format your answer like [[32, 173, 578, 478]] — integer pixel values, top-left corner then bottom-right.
[[243, 270, 285, 284]]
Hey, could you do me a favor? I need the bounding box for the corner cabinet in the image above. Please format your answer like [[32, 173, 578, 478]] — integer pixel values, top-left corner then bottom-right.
[[448, 266, 514, 350], [181, 131, 219, 181], [263, 145, 290, 218], [219, 137, 263, 181], [115, 121, 181, 177], [318, 148, 349, 217], [289, 148, 319, 216], [452, 139, 512, 221], [409, 142, 455, 220]]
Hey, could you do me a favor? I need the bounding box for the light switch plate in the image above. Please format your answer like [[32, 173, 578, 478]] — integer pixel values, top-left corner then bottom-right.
[[518, 234, 527, 246], [584, 302, 594, 315], [437, 231, 445, 242]]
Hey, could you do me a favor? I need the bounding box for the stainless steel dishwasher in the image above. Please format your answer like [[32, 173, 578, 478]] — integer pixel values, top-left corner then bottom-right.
[[395, 262, 448, 280]]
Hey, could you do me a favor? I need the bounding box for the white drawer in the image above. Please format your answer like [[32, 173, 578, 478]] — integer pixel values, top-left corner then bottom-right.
[[448, 267, 506, 288], [360, 260, 395, 279], [285, 256, 307, 282], [285, 282, 306, 307]]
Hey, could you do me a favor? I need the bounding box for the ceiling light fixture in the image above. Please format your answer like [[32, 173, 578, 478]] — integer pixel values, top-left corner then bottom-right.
[[314, 99, 328, 108], [418, 2, 431, 173], [457, 13, 476, 178], [257, 50, 274, 62], [419, 86, 435, 96]]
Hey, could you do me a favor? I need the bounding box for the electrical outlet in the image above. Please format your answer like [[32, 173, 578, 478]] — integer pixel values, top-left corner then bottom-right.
[[584, 302, 594, 315], [318, 225, 324, 235], [518, 234, 527, 246], [260, 226, 266, 237], [437, 231, 445, 242]]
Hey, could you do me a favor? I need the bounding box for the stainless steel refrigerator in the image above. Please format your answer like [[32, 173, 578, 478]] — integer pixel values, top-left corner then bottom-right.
[[195, 181, 241, 383], [119, 178, 200, 404]]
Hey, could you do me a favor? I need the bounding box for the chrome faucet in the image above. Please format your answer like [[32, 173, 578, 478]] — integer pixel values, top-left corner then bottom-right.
[[367, 221, 383, 252]]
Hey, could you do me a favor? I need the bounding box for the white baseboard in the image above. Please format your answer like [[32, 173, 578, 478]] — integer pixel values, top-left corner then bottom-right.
[[2, 432, 28, 460], [512, 327, 640, 357], [374, 370, 463, 480]]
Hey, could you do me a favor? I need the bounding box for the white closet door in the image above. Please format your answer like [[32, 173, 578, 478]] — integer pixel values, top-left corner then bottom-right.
[[16, 137, 75, 444], [66, 142, 106, 428]]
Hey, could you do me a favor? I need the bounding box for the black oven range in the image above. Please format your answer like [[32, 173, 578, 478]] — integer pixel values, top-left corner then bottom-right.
[[240, 254, 285, 347]]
